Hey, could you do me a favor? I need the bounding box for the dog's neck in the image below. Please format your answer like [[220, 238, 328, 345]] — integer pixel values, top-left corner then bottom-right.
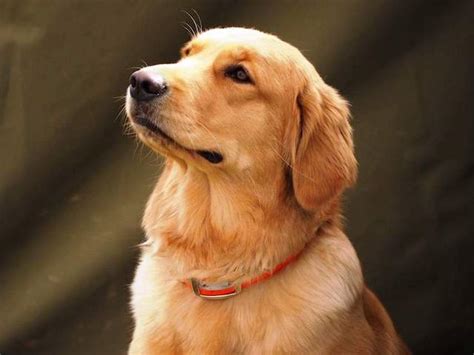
[[142, 159, 337, 282]]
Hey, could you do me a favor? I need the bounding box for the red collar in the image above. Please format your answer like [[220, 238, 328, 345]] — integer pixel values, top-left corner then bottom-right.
[[183, 249, 303, 300]]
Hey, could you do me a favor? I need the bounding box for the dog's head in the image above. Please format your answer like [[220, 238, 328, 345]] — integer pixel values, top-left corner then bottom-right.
[[126, 27, 357, 211]]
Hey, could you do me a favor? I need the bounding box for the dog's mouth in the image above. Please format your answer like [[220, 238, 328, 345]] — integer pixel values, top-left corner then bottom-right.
[[133, 115, 174, 142], [131, 115, 223, 164]]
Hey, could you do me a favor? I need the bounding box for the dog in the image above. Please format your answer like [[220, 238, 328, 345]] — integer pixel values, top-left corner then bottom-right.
[[125, 27, 409, 354]]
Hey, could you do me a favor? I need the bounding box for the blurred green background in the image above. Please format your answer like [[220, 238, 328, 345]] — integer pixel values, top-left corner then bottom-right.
[[1, 1, 473, 354]]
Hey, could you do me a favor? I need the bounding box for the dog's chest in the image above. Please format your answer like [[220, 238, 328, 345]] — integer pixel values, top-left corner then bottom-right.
[[169, 296, 310, 353], [130, 232, 365, 354]]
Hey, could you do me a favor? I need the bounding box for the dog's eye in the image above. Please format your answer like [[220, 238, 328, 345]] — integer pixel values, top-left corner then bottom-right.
[[225, 65, 253, 84], [181, 46, 192, 57]]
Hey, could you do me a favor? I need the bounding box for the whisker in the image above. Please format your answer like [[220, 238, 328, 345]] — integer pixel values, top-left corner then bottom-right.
[[182, 9, 200, 36], [122, 120, 136, 138], [191, 9, 203, 33], [180, 21, 195, 38], [244, 169, 260, 200], [270, 143, 319, 184], [113, 95, 127, 102], [115, 104, 126, 122], [144, 145, 155, 161]]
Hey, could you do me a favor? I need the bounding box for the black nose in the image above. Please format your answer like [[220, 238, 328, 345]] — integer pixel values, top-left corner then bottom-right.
[[129, 70, 168, 101]]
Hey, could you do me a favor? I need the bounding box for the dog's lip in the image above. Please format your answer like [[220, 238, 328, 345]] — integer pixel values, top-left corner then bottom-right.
[[130, 115, 224, 164], [132, 115, 174, 142]]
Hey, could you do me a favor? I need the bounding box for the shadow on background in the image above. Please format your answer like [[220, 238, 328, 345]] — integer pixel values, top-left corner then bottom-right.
[[0, 1, 473, 354]]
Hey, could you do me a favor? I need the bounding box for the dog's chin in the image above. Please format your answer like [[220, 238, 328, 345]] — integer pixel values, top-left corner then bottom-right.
[[129, 115, 224, 164]]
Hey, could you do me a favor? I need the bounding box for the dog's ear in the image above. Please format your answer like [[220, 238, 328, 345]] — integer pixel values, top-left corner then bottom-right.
[[290, 82, 357, 211]]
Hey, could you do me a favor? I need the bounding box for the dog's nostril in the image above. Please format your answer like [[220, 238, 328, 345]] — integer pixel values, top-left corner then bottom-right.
[[142, 80, 152, 94], [142, 79, 165, 95], [130, 75, 137, 88]]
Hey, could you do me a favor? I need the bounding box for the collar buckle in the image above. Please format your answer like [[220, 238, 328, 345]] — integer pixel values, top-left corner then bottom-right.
[[190, 278, 241, 300]]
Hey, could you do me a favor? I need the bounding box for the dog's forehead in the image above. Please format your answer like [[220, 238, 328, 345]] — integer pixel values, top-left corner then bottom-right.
[[199, 27, 272, 42], [191, 27, 289, 57]]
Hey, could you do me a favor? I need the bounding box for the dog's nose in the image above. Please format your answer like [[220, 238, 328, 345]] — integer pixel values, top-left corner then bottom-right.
[[129, 70, 168, 101]]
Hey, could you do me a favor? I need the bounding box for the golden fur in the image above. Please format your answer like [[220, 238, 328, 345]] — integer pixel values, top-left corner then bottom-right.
[[125, 27, 409, 354]]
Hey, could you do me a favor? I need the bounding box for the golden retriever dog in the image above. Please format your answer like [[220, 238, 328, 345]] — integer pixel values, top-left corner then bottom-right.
[[125, 27, 409, 354]]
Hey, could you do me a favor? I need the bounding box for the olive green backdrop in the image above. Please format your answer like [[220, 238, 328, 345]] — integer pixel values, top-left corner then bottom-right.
[[1, 1, 473, 354]]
